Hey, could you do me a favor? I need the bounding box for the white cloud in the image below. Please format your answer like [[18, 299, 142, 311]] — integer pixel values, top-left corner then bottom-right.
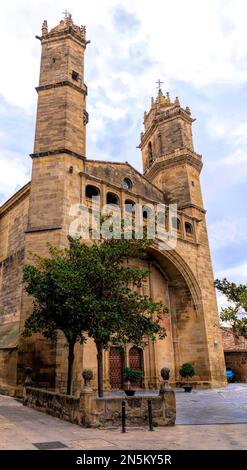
[[216, 262, 247, 284], [95, 101, 126, 120], [232, 122, 247, 143], [216, 293, 232, 312], [207, 118, 247, 145], [129, 0, 247, 88], [1, 0, 247, 112], [0, 149, 31, 204], [208, 218, 247, 250], [222, 148, 247, 165]]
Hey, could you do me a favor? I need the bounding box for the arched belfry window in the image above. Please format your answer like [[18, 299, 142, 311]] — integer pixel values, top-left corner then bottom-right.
[[158, 133, 163, 155], [185, 222, 193, 235], [148, 141, 153, 166]]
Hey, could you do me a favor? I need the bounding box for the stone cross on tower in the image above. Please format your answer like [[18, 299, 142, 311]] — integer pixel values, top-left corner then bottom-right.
[[62, 9, 71, 18], [156, 79, 164, 92]]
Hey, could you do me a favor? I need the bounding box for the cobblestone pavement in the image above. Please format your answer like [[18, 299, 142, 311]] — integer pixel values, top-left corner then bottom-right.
[[0, 384, 246, 450]]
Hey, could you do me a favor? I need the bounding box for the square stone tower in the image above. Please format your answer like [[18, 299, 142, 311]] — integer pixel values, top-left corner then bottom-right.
[[140, 87, 226, 387], [17, 15, 90, 390]]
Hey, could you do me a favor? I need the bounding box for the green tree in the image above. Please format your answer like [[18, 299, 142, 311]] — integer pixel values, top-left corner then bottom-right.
[[215, 278, 247, 338], [23, 236, 168, 396]]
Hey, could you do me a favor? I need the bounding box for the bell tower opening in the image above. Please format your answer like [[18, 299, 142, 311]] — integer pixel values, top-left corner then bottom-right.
[[148, 141, 153, 166]]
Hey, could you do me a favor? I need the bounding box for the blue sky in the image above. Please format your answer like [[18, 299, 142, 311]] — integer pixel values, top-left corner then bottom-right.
[[1, 0, 247, 302]]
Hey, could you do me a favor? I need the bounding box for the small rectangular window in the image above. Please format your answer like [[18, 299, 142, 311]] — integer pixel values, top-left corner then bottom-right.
[[72, 70, 79, 81]]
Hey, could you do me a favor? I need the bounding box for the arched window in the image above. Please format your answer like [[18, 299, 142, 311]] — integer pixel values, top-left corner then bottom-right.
[[107, 192, 119, 206], [185, 222, 193, 235], [123, 178, 132, 190], [125, 199, 135, 213], [143, 206, 153, 219], [86, 185, 100, 199], [172, 217, 181, 231], [148, 141, 153, 165]]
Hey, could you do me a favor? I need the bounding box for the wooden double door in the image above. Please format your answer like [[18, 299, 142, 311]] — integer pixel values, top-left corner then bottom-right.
[[109, 346, 143, 389]]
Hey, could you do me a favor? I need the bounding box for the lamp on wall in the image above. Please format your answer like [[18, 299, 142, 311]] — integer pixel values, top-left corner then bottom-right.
[[214, 340, 218, 348]]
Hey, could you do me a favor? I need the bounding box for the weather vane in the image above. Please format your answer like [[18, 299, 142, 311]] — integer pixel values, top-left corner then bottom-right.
[[156, 79, 164, 92]]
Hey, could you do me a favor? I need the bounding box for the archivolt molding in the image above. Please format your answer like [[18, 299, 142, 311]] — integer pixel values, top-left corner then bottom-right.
[[150, 243, 203, 315]]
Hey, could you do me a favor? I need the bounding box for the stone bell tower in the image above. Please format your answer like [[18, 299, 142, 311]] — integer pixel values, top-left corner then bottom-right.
[[33, 14, 89, 158], [27, 14, 89, 232], [17, 15, 90, 391], [140, 85, 227, 388], [140, 86, 204, 212]]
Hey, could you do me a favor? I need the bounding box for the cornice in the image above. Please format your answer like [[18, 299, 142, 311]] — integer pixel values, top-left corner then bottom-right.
[[30, 148, 85, 161], [145, 151, 203, 179], [36, 81, 87, 96]]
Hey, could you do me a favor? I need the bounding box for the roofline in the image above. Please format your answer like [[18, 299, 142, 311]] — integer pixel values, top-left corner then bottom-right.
[[0, 158, 170, 217], [0, 182, 31, 217], [86, 159, 166, 199]]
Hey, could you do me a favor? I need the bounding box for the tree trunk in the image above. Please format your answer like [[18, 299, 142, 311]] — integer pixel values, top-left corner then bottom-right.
[[96, 343, 104, 397], [67, 341, 75, 395]]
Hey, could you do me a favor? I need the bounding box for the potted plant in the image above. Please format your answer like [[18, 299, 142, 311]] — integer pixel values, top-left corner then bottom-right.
[[82, 369, 93, 389], [179, 363, 195, 392], [123, 367, 142, 396]]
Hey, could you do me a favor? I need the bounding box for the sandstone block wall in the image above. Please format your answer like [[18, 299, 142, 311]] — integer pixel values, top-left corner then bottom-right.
[[225, 352, 247, 382], [24, 386, 176, 428], [0, 187, 30, 390]]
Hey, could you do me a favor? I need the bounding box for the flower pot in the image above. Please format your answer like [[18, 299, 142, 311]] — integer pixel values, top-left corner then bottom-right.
[[124, 390, 135, 396], [183, 385, 192, 393]]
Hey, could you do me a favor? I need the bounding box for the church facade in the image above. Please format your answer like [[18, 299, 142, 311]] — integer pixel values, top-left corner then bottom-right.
[[0, 16, 226, 396]]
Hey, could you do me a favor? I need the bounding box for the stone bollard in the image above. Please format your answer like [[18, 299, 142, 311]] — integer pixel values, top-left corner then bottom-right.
[[159, 367, 171, 394], [79, 370, 98, 427], [159, 367, 176, 425]]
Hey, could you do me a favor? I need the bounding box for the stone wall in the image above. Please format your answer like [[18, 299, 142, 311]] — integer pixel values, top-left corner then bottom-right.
[[85, 161, 165, 203], [224, 352, 247, 383], [24, 387, 176, 428], [24, 387, 80, 423], [0, 348, 18, 394], [222, 327, 247, 352], [222, 328, 247, 382], [0, 185, 30, 392], [88, 392, 176, 428]]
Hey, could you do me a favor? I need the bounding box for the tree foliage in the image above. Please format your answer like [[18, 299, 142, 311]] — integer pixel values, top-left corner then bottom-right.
[[23, 235, 168, 396], [215, 278, 247, 338]]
